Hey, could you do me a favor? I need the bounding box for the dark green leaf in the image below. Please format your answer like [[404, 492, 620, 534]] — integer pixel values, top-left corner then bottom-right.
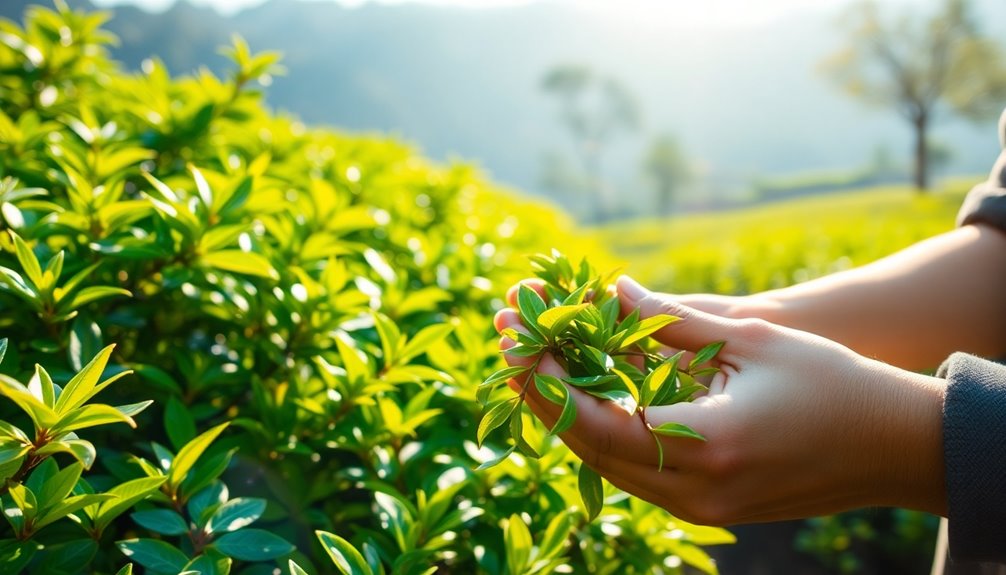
[[578, 463, 603, 521], [205, 497, 266, 534], [131, 509, 189, 536], [116, 539, 188, 574], [212, 529, 294, 561]]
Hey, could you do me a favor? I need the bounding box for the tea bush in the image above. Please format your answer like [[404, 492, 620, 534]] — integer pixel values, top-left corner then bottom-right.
[[0, 3, 730, 574]]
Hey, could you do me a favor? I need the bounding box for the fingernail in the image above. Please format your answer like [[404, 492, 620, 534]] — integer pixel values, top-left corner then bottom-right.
[[618, 275, 649, 304]]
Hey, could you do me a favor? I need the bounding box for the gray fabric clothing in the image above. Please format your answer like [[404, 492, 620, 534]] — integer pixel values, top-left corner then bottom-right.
[[939, 107, 1006, 570], [940, 354, 1006, 564], [956, 108, 1006, 230]]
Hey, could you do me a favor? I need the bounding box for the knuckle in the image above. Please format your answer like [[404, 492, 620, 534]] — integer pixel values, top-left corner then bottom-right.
[[736, 317, 776, 341], [701, 443, 740, 480]]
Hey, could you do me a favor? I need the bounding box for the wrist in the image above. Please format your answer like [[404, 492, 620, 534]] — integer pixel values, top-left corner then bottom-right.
[[857, 360, 946, 515]]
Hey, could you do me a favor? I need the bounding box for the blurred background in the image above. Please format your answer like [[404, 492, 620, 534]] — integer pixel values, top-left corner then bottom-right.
[[3, 0, 1004, 222], [2, 0, 1003, 572]]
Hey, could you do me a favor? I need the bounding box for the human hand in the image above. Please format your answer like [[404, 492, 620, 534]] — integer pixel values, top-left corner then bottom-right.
[[494, 276, 946, 525]]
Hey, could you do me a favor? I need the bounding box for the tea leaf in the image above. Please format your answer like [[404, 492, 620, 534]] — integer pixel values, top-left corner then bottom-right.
[[578, 463, 603, 521], [690, 341, 725, 370], [651, 422, 706, 441]]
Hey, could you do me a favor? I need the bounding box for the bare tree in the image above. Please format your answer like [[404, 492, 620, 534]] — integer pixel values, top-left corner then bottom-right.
[[823, 0, 1006, 191], [643, 134, 690, 216], [541, 64, 640, 221]]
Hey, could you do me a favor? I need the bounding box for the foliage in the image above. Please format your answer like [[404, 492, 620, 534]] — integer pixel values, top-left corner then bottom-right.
[[478, 251, 722, 516], [0, 2, 729, 574], [821, 0, 1006, 190]]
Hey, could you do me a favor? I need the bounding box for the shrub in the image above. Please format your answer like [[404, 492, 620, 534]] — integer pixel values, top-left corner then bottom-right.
[[0, 2, 730, 574]]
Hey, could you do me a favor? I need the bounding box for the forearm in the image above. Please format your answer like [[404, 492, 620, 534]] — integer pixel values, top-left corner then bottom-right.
[[733, 225, 1006, 371]]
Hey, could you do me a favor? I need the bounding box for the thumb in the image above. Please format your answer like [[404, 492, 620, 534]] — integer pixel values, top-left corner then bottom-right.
[[617, 275, 751, 358]]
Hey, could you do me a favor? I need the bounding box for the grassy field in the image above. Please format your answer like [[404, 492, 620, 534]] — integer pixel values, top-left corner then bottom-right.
[[593, 179, 975, 295]]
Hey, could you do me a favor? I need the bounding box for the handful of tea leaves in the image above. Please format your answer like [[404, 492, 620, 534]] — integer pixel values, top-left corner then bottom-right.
[[477, 251, 723, 520]]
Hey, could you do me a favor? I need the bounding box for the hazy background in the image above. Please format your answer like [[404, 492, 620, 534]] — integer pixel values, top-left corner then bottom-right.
[[3, 0, 1003, 220]]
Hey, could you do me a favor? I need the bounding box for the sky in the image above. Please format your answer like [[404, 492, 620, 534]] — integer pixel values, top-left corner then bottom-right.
[[89, 0, 861, 27]]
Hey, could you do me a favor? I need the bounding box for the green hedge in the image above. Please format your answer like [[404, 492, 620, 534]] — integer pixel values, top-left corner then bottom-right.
[[0, 3, 729, 574]]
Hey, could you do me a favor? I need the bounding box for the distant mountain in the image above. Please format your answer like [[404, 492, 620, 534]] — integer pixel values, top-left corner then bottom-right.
[[3, 0, 1004, 212]]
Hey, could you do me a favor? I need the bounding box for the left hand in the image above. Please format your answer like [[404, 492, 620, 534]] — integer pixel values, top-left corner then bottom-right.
[[493, 276, 947, 525]]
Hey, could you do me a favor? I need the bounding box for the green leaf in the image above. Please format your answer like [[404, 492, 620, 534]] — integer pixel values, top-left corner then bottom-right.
[[68, 317, 103, 373], [115, 400, 153, 418], [0, 443, 31, 466], [93, 477, 169, 535], [32, 439, 97, 469], [58, 286, 132, 312], [610, 314, 680, 350], [0, 338, 6, 365], [532, 374, 566, 406], [0, 374, 60, 430], [549, 387, 577, 436], [475, 445, 515, 471], [184, 549, 232, 575], [34, 493, 116, 529], [131, 509, 189, 536], [28, 364, 55, 408], [54, 344, 115, 415], [30, 538, 97, 575], [639, 358, 674, 408], [9, 231, 42, 290], [205, 497, 266, 534], [689, 341, 725, 370], [478, 366, 527, 404], [201, 250, 278, 279], [0, 420, 31, 444], [38, 462, 83, 511], [372, 312, 403, 366], [505, 514, 532, 575], [398, 323, 453, 365], [289, 559, 310, 575], [8, 482, 38, 528], [650, 422, 706, 441], [165, 396, 197, 451], [116, 539, 189, 574], [317, 530, 374, 575], [115, 564, 133, 575], [168, 422, 229, 490], [516, 284, 547, 336], [586, 389, 637, 415], [51, 403, 136, 435], [578, 463, 604, 521], [477, 398, 518, 447], [563, 374, 618, 388], [212, 529, 294, 561], [536, 303, 588, 339], [0, 539, 37, 573]]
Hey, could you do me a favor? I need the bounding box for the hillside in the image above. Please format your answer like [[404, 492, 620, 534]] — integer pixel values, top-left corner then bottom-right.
[[2, 0, 1003, 212]]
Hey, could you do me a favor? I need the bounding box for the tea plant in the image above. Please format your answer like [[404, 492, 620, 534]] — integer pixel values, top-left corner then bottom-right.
[[0, 2, 732, 573], [478, 251, 722, 519]]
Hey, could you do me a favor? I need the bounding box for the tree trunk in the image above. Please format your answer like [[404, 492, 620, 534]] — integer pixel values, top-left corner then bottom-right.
[[913, 112, 929, 192]]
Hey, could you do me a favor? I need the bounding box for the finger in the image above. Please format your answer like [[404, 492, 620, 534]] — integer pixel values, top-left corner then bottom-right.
[[616, 275, 756, 361], [505, 279, 547, 308], [522, 356, 685, 466], [494, 308, 523, 333]]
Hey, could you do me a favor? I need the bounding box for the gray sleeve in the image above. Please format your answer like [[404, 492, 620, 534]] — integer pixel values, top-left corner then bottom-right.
[[957, 109, 1006, 231], [939, 352, 1006, 563]]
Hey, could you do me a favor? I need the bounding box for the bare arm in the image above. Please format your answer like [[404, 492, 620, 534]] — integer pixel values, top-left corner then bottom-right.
[[706, 224, 1006, 371]]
